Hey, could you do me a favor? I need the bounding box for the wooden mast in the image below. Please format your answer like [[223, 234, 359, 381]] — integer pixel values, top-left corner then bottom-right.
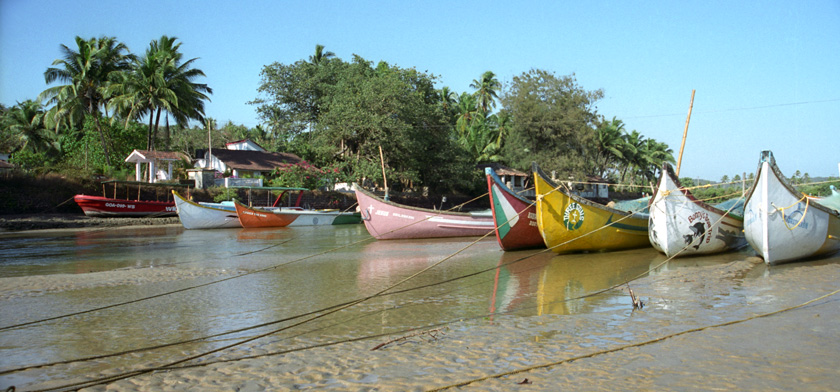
[[379, 145, 389, 200], [675, 89, 695, 177]]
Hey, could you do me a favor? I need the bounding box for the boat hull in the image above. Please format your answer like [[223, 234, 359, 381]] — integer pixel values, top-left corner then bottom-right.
[[354, 187, 494, 240], [235, 201, 297, 228], [173, 191, 241, 229], [648, 163, 746, 257], [485, 168, 543, 250], [532, 163, 650, 253], [73, 194, 177, 217], [744, 151, 840, 264]]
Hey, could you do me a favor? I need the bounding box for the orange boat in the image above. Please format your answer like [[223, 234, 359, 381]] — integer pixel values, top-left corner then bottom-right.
[[234, 201, 298, 228]]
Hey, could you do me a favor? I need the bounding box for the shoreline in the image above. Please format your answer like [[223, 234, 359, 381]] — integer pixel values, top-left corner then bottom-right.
[[0, 213, 181, 232]]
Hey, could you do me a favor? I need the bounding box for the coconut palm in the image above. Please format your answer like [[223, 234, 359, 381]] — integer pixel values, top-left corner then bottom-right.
[[310, 44, 335, 65], [40, 36, 133, 166], [438, 86, 457, 117], [619, 129, 645, 184], [110, 35, 211, 150], [3, 100, 53, 154], [593, 117, 626, 178], [470, 71, 501, 113]]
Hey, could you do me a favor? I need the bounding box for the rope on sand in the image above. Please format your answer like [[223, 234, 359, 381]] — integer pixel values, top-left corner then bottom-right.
[[426, 287, 840, 391]]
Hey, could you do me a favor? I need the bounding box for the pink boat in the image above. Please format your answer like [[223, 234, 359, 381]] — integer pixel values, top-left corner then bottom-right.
[[354, 187, 495, 240]]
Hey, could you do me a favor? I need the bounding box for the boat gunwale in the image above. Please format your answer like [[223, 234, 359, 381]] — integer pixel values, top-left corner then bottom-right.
[[485, 167, 534, 206], [531, 162, 648, 219], [744, 151, 840, 218], [653, 162, 745, 221], [172, 190, 233, 213], [354, 185, 487, 218]]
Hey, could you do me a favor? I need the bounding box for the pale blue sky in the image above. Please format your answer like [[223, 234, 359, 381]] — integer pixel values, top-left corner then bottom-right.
[[1, 0, 838, 180]]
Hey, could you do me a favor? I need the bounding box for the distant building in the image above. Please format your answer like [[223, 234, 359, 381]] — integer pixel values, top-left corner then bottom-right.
[[125, 149, 189, 183], [478, 163, 534, 197], [194, 139, 304, 187]]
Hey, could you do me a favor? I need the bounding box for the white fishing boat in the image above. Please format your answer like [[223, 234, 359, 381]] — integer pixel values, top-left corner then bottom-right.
[[173, 191, 242, 229], [648, 162, 747, 257], [743, 151, 840, 264]]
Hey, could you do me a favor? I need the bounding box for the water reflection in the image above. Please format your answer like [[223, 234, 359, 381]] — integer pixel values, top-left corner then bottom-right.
[[490, 248, 661, 317]]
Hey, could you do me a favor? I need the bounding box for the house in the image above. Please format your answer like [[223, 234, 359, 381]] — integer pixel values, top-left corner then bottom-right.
[[194, 139, 303, 187], [478, 163, 533, 197], [125, 149, 189, 183]]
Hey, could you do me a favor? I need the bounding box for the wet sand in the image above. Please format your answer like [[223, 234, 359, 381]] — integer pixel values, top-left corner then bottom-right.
[[4, 252, 838, 391], [0, 213, 180, 232]]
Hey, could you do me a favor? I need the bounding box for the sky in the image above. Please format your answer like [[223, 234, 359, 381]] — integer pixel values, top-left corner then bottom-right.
[[1, 0, 838, 180]]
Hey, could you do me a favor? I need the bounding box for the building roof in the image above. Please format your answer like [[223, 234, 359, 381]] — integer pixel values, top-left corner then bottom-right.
[[211, 149, 302, 171], [125, 149, 189, 163], [477, 163, 529, 177]]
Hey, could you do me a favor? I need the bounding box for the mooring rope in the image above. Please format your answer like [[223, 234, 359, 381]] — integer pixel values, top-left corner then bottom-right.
[[426, 287, 840, 391], [3, 182, 752, 389]]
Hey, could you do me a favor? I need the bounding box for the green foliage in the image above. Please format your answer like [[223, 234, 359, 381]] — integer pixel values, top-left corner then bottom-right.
[[212, 187, 240, 203], [269, 161, 338, 189], [254, 51, 467, 193], [501, 70, 603, 178]]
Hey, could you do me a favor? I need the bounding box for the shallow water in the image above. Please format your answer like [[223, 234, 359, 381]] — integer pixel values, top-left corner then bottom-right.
[[0, 224, 838, 391]]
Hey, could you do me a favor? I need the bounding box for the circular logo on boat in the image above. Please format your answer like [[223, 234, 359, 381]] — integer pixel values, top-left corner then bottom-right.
[[563, 203, 584, 230]]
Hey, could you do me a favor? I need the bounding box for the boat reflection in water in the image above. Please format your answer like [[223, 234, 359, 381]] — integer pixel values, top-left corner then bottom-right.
[[357, 237, 498, 296], [490, 248, 660, 317]]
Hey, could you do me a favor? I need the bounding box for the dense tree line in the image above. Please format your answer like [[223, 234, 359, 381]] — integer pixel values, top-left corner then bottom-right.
[[3, 39, 683, 194]]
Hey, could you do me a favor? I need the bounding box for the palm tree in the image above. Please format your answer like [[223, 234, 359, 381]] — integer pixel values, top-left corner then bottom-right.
[[110, 35, 211, 150], [470, 71, 501, 114], [310, 44, 335, 65], [641, 139, 675, 182], [40, 36, 133, 166], [3, 100, 53, 154], [619, 129, 645, 185], [454, 92, 478, 137], [438, 86, 457, 117], [593, 117, 626, 178]]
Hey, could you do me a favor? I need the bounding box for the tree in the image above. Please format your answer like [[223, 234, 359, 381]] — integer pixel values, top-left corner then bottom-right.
[[110, 35, 211, 150], [593, 117, 626, 178], [470, 71, 501, 114], [310, 44, 336, 65], [2, 100, 53, 155], [500, 69, 603, 178], [40, 36, 133, 166]]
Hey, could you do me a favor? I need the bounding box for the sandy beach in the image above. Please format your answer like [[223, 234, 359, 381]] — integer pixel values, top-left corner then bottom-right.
[[2, 247, 838, 391]]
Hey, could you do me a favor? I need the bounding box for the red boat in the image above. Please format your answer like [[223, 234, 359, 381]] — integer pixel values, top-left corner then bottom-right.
[[74, 194, 177, 217], [74, 180, 189, 217], [485, 167, 544, 250]]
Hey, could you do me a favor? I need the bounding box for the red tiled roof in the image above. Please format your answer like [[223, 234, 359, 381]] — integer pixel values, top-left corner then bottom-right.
[[212, 149, 302, 171]]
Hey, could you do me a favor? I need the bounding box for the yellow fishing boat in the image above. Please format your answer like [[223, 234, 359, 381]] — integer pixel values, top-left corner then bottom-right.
[[532, 162, 651, 253]]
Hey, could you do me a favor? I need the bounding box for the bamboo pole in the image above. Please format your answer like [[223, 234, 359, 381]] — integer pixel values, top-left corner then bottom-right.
[[379, 145, 389, 200], [675, 89, 695, 177]]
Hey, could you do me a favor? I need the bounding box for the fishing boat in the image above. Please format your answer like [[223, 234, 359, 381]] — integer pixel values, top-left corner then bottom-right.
[[172, 191, 241, 229], [234, 202, 359, 228], [354, 186, 494, 240], [532, 162, 650, 253], [74, 180, 189, 217], [648, 162, 747, 257], [485, 167, 543, 250], [743, 151, 840, 264]]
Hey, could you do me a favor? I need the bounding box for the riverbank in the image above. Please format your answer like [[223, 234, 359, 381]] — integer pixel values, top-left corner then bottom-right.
[[0, 213, 180, 232], [2, 252, 838, 391]]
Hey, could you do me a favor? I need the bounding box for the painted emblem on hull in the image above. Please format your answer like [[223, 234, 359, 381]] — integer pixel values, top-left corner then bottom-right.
[[563, 202, 584, 230], [684, 211, 712, 249]]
